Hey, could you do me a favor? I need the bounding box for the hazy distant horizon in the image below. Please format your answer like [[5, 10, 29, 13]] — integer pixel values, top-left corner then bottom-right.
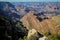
[[0, 0, 60, 2]]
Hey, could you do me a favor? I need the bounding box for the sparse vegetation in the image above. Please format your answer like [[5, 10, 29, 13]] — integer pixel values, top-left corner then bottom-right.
[[19, 36, 27, 40], [43, 31, 51, 36], [28, 35, 38, 40], [52, 15, 60, 28], [45, 34, 60, 40]]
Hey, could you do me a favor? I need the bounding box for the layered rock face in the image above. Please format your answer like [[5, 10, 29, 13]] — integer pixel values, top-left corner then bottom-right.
[[20, 11, 60, 35]]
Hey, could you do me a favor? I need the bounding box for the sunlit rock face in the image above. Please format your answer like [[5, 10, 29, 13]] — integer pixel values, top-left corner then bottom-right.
[[27, 29, 38, 39], [27, 28, 46, 40], [27, 29, 45, 40], [27, 29, 39, 40], [39, 36, 47, 40]]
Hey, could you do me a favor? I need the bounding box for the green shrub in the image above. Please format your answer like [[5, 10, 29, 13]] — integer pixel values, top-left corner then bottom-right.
[[43, 31, 51, 36], [28, 35, 38, 40], [19, 38, 23, 40], [45, 34, 60, 40], [19, 36, 27, 40], [23, 36, 27, 40]]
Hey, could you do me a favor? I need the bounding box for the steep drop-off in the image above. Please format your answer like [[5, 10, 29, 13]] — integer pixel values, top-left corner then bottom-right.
[[20, 11, 60, 35]]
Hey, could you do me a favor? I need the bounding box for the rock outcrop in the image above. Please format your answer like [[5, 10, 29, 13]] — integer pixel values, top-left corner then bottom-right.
[[27, 29, 45, 40]]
